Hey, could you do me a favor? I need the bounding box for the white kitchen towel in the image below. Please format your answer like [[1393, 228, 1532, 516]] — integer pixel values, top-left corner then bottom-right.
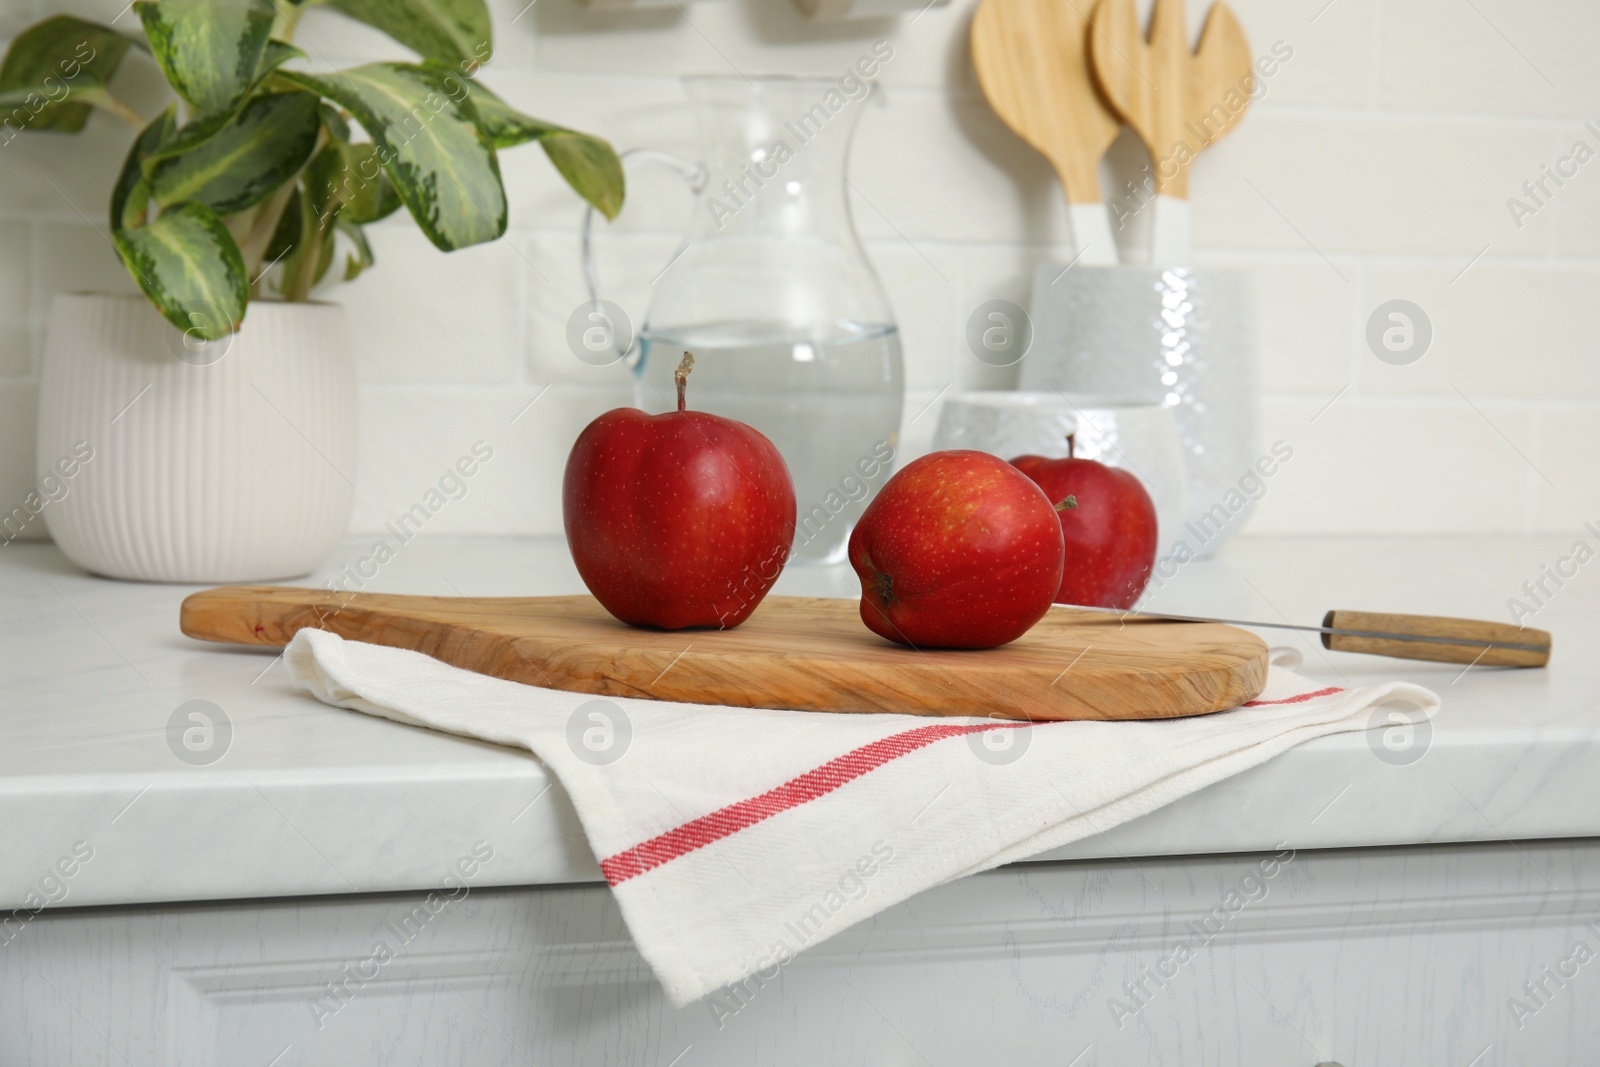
[[283, 627, 1437, 1007]]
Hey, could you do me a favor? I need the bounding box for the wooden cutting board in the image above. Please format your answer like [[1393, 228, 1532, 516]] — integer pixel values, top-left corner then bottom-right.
[[180, 587, 1269, 721]]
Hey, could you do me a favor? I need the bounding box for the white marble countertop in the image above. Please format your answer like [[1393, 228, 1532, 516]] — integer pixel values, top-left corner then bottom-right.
[[2, 533, 1595, 911]]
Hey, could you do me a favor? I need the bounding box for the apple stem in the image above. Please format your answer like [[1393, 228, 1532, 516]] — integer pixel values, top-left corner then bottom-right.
[[675, 352, 695, 413], [1065, 433, 1075, 460], [1055, 496, 1078, 512]]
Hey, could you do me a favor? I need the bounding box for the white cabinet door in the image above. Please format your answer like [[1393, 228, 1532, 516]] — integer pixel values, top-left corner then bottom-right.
[[4, 839, 1597, 1065]]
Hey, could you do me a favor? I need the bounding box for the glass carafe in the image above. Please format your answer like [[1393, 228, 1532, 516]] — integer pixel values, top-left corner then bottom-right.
[[584, 75, 904, 564]]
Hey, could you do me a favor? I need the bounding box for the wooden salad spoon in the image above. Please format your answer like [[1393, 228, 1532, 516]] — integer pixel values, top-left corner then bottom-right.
[[1089, 0, 1254, 262]]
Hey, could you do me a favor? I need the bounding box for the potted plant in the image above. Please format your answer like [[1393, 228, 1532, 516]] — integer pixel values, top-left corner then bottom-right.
[[2, 0, 622, 582]]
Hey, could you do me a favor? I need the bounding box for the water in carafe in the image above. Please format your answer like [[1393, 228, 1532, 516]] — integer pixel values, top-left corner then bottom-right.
[[637, 320, 903, 563], [621, 73, 905, 564]]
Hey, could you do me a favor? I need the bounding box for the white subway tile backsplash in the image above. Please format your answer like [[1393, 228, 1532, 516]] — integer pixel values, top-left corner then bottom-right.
[[0, 381, 41, 542], [1190, 114, 1556, 257], [38, 221, 143, 309], [352, 383, 628, 536], [333, 225, 524, 384], [1548, 131, 1600, 255], [0, 114, 131, 221], [1533, 407, 1600, 530], [867, 240, 958, 391], [530, 0, 968, 91], [0, 4, 35, 40], [1248, 398, 1537, 534], [288, 5, 406, 66], [0, 221, 29, 378], [1228, 0, 1379, 108], [3, 0, 1598, 541], [850, 91, 1077, 246], [1203, 255, 1359, 396], [1360, 263, 1600, 399], [1379, 0, 1600, 118]]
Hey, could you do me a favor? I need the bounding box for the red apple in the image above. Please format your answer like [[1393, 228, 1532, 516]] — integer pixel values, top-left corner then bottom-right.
[[563, 354, 796, 629], [848, 450, 1066, 649], [1011, 436, 1158, 610]]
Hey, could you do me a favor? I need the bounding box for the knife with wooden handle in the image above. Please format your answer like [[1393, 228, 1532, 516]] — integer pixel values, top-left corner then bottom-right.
[[1062, 606, 1551, 668], [1316, 611, 1549, 668]]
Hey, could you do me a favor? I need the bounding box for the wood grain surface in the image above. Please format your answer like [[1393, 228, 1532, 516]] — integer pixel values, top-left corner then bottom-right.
[[1322, 610, 1552, 668], [970, 0, 1121, 204], [1088, 0, 1253, 197], [180, 587, 1270, 721]]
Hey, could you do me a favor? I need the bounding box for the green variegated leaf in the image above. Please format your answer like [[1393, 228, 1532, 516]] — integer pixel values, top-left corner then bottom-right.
[[337, 218, 375, 281], [147, 91, 321, 215], [275, 181, 326, 301], [113, 202, 249, 340], [0, 84, 128, 131], [368, 169, 403, 222], [110, 104, 178, 231], [304, 135, 401, 224], [313, 218, 338, 284], [319, 102, 351, 143], [458, 81, 559, 149], [132, 37, 308, 176], [307, 140, 383, 224], [458, 78, 624, 220], [279, 64, 505, 251], [0, 15, 144, 132], [256, 39, 306, 82], [265, 186, 302, 264], [135, 0, 276, 116], [539, 131, 624, 221], [322, 0, 492, 70]]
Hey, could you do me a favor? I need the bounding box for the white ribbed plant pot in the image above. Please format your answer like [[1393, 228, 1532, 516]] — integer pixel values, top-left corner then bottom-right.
[[38, 294, 357, 583]]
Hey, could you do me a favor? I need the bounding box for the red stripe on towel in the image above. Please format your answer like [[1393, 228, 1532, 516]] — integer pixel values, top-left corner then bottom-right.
[[1242, 686, 1344, 707], [598, 720, 1030, 886]]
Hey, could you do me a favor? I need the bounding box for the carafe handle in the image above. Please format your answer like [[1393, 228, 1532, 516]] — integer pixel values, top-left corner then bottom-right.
[[580, 148, 708, 365]]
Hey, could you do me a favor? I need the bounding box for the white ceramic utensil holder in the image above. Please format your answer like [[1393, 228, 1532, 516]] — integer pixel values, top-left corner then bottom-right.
[[37, 294, 357, 583], [1020, 265, 1258, 556], [932, 391, 1190, 563]]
